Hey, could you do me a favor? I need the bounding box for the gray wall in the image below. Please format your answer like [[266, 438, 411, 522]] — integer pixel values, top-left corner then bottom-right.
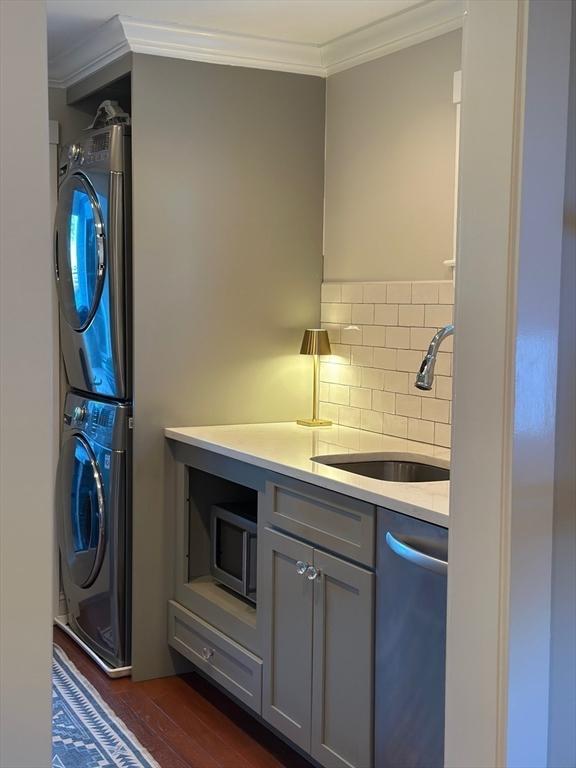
[[548, 5, 576, 764], [324, 30, 462, 282], [48, 86, 92, 146], [130, 54, 325, 678], [0, 1, 53, 765]]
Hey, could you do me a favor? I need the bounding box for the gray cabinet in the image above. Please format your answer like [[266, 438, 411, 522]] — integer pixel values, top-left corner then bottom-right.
[[262, 477, 375, 567], [261, 526, 374, 768], [260, 527, 314, 751], [312, 549, 374, 768], [168, 600, 262, 713]]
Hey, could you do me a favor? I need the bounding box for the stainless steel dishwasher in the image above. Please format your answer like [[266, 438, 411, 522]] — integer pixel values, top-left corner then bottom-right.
[[376, 507, 448, 768]]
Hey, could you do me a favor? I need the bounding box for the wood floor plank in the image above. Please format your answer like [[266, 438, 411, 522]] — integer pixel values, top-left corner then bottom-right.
[[171, 677, 311, 768], [109, 694, 192, 768], [153, 690, 255, 768], [122, 690, 224, 768], [52, 627, 312, 768]]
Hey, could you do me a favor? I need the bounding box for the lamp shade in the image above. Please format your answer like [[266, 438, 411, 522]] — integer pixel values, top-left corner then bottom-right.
[[300, 328, 331, 356]]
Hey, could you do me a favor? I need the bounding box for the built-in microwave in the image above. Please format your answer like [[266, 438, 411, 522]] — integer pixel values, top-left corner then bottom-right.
[[210, 503, 257, 604]]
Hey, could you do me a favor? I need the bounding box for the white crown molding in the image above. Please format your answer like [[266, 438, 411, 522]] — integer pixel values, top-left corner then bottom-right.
[[48, 0, 465, 89], [121, 16, 323, 76], [48, 15, 130, 88], [322, 0, 465, 75]]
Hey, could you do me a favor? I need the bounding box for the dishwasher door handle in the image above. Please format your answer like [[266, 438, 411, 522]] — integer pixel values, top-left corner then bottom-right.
[[385, 531, 448, 576]]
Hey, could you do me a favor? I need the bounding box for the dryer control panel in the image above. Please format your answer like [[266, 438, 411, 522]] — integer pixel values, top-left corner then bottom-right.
[[63, 392, 130, 451], [59, 124, 129, 180]]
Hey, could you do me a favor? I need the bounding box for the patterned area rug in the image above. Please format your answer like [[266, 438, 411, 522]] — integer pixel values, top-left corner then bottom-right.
[[52, 645, 159, 768]]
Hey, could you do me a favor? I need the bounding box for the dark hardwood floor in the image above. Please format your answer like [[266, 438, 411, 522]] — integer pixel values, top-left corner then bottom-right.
[[54, 627, 312, 768]]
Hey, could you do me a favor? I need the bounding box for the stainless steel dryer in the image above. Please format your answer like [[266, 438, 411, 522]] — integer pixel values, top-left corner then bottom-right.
[[55, 125, 131, 400], [56, 392, 131, 668]]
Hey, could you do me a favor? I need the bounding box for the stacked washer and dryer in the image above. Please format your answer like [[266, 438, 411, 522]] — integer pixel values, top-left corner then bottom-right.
[[54, 122, 132, 674]]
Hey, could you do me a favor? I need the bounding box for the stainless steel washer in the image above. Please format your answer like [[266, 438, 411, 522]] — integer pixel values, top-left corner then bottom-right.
[[54, 125, 131, 400], [56, 392, 131, 668]]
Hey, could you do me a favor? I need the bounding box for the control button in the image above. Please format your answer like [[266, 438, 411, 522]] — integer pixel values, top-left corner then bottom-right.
[[73, 405, 86, 423], [67, 144, 83, 163]]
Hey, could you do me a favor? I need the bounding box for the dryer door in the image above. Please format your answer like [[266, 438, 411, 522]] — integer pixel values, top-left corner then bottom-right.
[[58, 433, 106, 588], [55, 173, 106, 331]]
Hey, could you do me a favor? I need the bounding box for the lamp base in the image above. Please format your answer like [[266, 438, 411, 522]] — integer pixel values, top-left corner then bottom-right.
[[297, 418, 333, 427]]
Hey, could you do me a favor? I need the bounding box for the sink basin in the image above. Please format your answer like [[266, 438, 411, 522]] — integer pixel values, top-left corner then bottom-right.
[[311, 453, 450, 482]]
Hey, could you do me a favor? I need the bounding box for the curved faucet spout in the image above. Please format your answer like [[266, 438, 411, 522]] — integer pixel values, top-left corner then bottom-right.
[[414, 324, 454, 391]]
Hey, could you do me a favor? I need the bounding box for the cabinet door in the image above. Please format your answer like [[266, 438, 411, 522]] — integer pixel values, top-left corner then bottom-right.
[[311, 550, 374, 768], [260, 527, 314, 752]]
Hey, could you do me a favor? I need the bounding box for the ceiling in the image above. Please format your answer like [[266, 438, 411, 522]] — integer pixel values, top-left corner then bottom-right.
[[46, 0, 424, 61]]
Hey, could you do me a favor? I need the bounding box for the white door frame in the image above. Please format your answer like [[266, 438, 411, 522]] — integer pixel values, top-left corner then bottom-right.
[[446, 1, 572, 766]]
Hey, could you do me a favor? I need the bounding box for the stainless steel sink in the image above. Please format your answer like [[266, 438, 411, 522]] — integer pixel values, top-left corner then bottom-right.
[[311, 453, 450, 482]]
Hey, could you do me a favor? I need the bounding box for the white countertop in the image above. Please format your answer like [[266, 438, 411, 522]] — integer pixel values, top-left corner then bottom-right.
[[164, 422, 450, 527]]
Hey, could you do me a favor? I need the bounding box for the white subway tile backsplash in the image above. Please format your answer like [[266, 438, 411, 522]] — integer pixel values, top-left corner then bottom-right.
[[385, 326, 410, 349], [435, 375, 453, 401], [399, 304, 424, 327], [320, 363, 361, 387], [396, 349, 424, 373], [438, 282, 455, 304], [321, 322, 342, 343], [361, 409, 383, 433], [372, 390, 395, 414], [421, 397, 450, 424], [387, 282, 412, 303], [434, 422, 452, 448], [408, 418, 435, 443], [396, 394, 422, 418], [350, 387, 372, 409], [327, 344, 350, 364], [382, 413, 408, 438], [374, 304, 399, 326], [410, 327, 439, 351], [384, 370, 409, 394], [339, 405, 361, 428], [440, 334, 453, 352], [321, 302, 352, 324], [319, 402, 339, 422], [424, 304, 453, 329], [329, 383, 350, 405], [321, 283, 342, 303], [361, 367, 385, 390], [341, 283, 364, 303], [435, 352, 452, 376], [321, 280, 454, 447], [363, 283, 388, 303], [351, 346, 374, 367], [352, 303, 374, 325], [373, 347, 397, 370], [412, 282, 439, 304], [362, 325, 387, 347], [341, 325, 363, 345]]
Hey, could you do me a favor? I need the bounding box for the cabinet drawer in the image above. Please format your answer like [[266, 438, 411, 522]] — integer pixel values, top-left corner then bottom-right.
[[262, 478, 375, 567], [168, 600, 262, 713]]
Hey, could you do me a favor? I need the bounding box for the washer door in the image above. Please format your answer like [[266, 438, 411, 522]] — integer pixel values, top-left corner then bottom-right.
[[55, 173, 106, 331], [58, 434, 106, 588]]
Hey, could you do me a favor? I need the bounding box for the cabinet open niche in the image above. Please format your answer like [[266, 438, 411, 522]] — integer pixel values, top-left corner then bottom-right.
[[174, 465, 261, 655]]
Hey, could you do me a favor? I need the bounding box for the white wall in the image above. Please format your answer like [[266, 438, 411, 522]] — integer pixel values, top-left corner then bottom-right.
[[548, 4, 576, 764], [445, 1, 572, 765], [324, 29, 462, 283], [0, 2, 54, 766]]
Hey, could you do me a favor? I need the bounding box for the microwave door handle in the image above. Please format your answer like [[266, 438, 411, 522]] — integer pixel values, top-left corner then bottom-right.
[[242, 529, 250, 597]]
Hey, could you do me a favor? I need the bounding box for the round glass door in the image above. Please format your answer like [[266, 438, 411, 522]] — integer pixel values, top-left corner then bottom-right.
[[55, 174, 105, 331], [59, 435, 106, 588]]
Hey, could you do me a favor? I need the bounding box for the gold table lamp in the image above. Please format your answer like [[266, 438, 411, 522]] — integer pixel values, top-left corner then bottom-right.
[[297, 328, 332, 427]]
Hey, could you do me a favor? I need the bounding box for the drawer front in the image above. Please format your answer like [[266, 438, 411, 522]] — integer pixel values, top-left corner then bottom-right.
[[262, 478, 375, 567], [168, 600, 262, 713]]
